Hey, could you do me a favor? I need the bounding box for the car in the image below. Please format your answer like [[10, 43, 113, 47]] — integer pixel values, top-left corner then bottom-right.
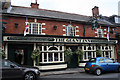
[[84, 57, 120, 76], [1, 59, 40, 80]]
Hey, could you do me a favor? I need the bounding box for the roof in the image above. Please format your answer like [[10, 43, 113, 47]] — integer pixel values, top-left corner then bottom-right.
[[3, 6, 90, 22], [2, 6, 115, 26]]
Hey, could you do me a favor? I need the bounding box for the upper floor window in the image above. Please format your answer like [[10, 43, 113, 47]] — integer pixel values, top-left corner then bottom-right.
[[29, 23, 42, 34], [65, 24, 75, 36], [97, 29, 103, 38]]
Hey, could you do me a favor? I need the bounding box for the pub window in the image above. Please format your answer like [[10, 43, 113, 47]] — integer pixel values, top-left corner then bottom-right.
[[60, 53, 63, 61], [110, 52, 111, 58], [49, 47, 58, 51], [93, 52, 95, 57], [105, 52, 109, 58], [84, 52, 87, 59], [29, 23, 42, 34], [44, 53, 47, 62], [54, 53, 58, 61], [97, 29, 103, 38], [48, 53, 53, 61], [88, 52, 91, 59], [102, 52, 104, 57], [40, 53, 42, 62], [65, 24, 75, 36]]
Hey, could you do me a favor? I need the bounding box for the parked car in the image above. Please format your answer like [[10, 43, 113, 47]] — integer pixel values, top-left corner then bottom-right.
[[1, 59, 40, 80], [84, 57, 120, 76]]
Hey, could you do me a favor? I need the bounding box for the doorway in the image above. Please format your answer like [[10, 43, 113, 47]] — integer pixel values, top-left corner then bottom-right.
[[66, 46, 78, 68], [8, 44, 33, 66]]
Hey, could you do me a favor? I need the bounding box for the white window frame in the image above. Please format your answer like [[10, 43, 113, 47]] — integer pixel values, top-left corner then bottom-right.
[[29, 22, 42, 34], [66, 24, 76, 36], [39, 44, 64, 63], [97, 29, 104, 38]]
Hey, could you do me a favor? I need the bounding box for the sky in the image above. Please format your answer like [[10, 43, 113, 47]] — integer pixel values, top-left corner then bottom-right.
[[11, 0, 120, 17]]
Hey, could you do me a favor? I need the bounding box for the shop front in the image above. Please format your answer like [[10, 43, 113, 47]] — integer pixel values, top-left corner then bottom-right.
[[3, 34, 118, 70]]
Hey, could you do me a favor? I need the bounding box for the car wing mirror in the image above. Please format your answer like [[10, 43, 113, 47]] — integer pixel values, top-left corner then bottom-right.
[[113, 61, 115, 63], [10, 64, 16, 68]]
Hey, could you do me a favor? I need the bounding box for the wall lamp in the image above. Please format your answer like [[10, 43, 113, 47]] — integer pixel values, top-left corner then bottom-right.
[[53, 25, 57, 30], [15, 23, 18, 28]]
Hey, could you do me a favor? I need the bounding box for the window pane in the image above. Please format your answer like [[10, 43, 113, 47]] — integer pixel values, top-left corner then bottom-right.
[[54, 53, 58, 61], [88, 52, 91, 59], [39, 24, 41, 34], [60, 53, 63, 61], [67, 25, 75, 36], [33, 24, 38, 34], [44, 53, 47, 62], [48, 53, 53, 61]]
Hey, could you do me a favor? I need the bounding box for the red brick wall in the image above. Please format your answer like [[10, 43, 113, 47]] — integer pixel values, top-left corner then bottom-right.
[[3, 16, 117, 38]]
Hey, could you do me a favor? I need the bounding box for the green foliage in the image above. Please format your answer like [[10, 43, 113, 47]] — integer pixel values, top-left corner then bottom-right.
[[0, 50, 6, 59], [96, 49, 102, 57], [31, 49, 40, 66], [74, 47, 84, 61], [64, 48, 73, 57], [64, 48, 73, 64]]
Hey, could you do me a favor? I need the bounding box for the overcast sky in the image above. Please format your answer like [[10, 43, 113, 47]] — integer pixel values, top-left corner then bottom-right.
[[11, 0, 120, 17]]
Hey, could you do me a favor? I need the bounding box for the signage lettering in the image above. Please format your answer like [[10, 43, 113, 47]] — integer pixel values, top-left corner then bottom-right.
[[3, 36, 117, 44]]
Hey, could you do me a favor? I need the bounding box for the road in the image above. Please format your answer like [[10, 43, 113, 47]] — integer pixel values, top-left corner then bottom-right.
[[40, 72, 120, 80]]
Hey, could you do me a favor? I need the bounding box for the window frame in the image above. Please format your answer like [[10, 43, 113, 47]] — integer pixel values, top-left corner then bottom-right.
[[29, 23, 42, 35], [97, 29, 104, 38], [65, 24, 76, 36]]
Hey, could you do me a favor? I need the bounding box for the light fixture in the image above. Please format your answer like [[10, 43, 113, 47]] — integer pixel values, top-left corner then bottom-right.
[[53, 25, 57, 30], [15, 23, 18, 28]]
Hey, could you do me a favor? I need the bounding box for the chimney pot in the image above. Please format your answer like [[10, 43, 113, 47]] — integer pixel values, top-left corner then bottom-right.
[[31, 3, 39, 9]]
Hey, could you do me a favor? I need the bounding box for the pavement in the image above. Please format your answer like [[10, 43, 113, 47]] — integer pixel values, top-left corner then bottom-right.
[[40, 68, 85, 76]]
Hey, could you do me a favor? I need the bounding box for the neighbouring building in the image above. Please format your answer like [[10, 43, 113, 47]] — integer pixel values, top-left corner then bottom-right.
[[1, 1, 120, 71]]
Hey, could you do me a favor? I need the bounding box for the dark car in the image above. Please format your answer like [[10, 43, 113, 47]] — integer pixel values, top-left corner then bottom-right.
[[85, 57, 120, 76], [1, 59, 40, 80]]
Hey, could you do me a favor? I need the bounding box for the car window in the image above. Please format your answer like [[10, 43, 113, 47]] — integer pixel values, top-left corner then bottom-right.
[[105, 58, 113, 63], [2, 60, 11, 67], [89, 58, 96, 62], [99, 58, 105, 63]]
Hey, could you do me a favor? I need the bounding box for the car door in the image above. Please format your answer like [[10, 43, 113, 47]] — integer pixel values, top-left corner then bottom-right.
[[98, 58, 108, 71], [104, 58, 119, 71], [2, 60, 23, 79]]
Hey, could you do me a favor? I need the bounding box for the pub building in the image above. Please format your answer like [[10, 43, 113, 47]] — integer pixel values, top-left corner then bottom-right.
[[1, 1, 120, 71]]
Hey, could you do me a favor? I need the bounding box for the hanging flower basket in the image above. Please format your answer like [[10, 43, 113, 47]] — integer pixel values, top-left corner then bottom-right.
[[31, 49, 40, 59], [74, 47, 84, 66], [74, 47, 84, 61], [64, 48, 73, 65], [31, 49, 40, 66]]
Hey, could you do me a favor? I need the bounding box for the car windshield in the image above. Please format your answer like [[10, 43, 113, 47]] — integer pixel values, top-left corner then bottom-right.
[[89, 58, 96, 62]]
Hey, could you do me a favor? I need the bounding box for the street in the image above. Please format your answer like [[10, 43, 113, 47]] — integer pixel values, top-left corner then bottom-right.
[[40, 72, 120, 80]]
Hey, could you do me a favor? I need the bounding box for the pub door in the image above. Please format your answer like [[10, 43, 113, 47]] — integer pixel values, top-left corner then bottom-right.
[[66, 46, 78, 68], [8, 44, 33, 66]]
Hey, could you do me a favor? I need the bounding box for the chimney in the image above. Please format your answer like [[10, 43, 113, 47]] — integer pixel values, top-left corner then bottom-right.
[[2, 0, 11, 9], [30, 1, 39, 9], [92, 6, 99, 18]]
